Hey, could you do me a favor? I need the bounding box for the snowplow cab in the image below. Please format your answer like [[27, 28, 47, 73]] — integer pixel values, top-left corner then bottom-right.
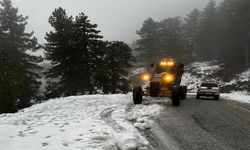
[[153, 58, 184, 85], [133, 58, 187, 106]]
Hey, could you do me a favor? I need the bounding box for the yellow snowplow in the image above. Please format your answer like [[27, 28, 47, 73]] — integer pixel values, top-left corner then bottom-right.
[[133, 58, 187, 106]]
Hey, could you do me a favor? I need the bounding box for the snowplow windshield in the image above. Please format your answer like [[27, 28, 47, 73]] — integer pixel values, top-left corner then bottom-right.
[[155, 64, 174, 74]]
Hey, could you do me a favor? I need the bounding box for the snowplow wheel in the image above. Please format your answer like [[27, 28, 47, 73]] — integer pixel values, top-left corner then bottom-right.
[[150, 82, 160, 97], [180, 86, 187, 100], [172, 87, 180, 106], [133, 86, 143, 104]]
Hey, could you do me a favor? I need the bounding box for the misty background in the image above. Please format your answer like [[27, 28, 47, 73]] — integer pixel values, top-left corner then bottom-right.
[[12, 0, 223, 44]]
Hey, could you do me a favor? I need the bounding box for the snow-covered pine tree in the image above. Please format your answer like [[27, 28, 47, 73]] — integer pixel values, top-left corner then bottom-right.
[[0, 0, 42, 109]]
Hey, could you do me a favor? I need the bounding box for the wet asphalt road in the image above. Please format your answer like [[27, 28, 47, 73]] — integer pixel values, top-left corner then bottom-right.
[[151, 95, 250, 150]]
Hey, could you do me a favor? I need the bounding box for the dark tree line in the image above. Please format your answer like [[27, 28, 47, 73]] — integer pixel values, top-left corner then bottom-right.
[[3, 0, 250, 113], [44, 8, 135, 98], [136, 17, 184, 63], [0, 1, 135, 113], [136, 0, 250, 66]]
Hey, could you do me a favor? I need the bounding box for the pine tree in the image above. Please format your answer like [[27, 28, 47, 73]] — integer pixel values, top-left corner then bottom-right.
[[45, 7, 74, 97], [197, 0, 218, 60], [184, 9, 201, 61], [217, 0, 250, 65], [0, 50, 22, 113], [136, 17, 186, 63], [158, 17, 184, 61], [0, 0, 42, 108], [96, 41, 135, 94], [72, 12, 103, 94], [136, 18, 161, 63], [45, 8, 103, 97]]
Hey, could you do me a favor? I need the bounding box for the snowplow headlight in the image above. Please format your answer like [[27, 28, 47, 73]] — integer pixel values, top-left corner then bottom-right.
[[160, 61, 167, 66], [167, 61, 174, 66], [162, 74, 174, 83], [160, 61, 174, 67], [141, 73, 151, 81]]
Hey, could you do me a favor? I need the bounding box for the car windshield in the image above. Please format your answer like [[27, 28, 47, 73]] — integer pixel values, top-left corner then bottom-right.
[[201, 83, 217, 87]]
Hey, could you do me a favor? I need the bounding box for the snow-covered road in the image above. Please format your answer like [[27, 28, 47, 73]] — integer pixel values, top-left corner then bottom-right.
[[153, 94, 250, 150], [1, 93, 250, 150], [0, 94, 163, 150]]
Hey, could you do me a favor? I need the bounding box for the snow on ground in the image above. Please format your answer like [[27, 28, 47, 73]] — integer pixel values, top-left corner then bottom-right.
[[131, 68, 146, 75], [239, 68, 250, 82], [182, 61, 250, 93], [125, 104, 163, 130], [187, 61, 222, 76], [225, 67, 250, 86], [181, 72, 201, 91], [221, 92, 250, 104], [182, 61, 223, 92], [0, 94, 163, 150]]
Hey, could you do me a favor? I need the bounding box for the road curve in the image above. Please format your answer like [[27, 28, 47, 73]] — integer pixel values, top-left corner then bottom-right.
[[150, 95, 250, 150]]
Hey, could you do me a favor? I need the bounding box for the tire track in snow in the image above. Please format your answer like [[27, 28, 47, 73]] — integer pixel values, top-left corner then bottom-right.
[[100, 106, 140, 150], [100, 107, 126, 132], [125, 101, 178, 150], [100, 101, 170, 150]]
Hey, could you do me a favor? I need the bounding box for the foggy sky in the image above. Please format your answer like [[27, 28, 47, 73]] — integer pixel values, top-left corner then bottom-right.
[[12, 0, 223, 44]]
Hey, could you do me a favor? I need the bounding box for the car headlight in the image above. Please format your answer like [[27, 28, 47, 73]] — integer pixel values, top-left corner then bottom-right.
[[162, 74, 174, 83]]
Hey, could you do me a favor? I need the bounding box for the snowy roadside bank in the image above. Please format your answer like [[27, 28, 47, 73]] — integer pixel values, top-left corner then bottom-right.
[[221, 93, 250, 104], [0, 94, 163, 150], [1, 92, 249, 150]]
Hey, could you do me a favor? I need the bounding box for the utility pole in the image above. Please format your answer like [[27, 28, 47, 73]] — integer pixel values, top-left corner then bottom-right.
[[245, 31, 249, 65]]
